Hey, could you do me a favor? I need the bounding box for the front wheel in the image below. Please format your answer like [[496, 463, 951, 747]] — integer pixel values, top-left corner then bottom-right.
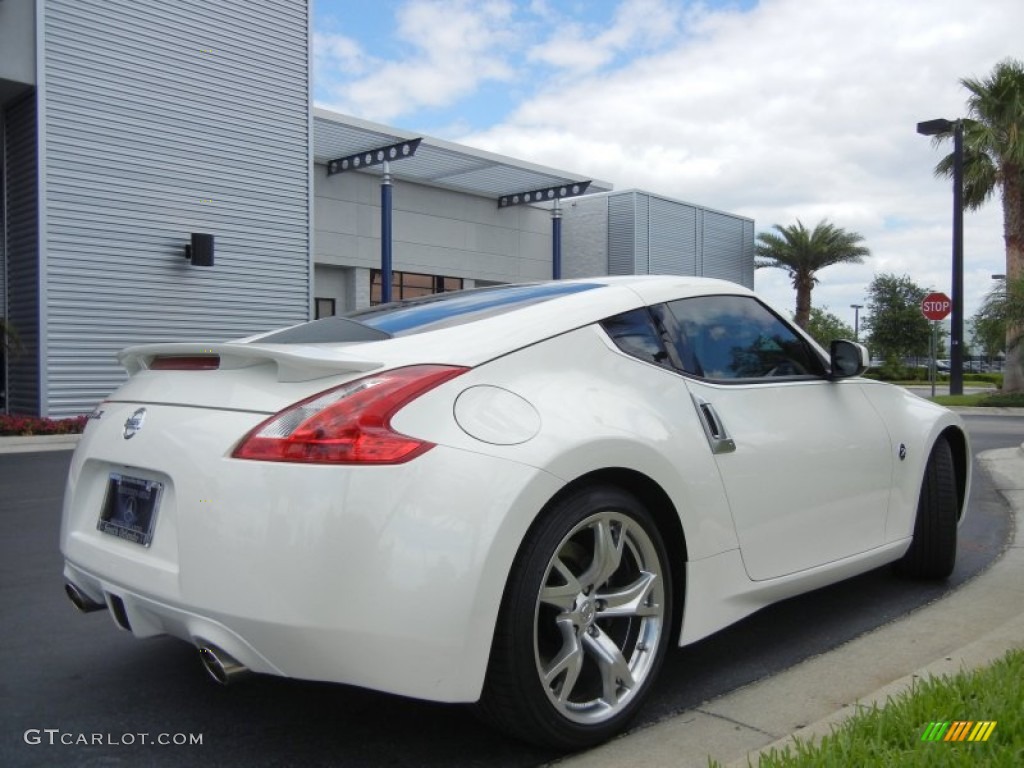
[[896, 435, 958, 579], [479, 486, 673, 750]]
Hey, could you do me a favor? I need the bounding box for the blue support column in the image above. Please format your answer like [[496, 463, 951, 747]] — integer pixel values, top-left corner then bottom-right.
[[552, 198, 562, 279], [381, 162, 393, 304]]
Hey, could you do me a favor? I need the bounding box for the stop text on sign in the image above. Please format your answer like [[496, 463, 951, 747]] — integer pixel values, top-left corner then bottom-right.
[[921, 292, 952, 321]]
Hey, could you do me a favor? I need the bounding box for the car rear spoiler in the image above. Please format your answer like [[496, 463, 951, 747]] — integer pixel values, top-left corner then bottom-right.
[[118, 342, 383, 383]]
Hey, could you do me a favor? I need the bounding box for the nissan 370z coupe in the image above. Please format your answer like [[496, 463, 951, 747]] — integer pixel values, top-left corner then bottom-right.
[[61, 276, 970, 750]]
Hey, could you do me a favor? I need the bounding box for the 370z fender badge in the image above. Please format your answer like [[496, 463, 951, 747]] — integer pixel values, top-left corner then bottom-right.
[[123, 408, 147, 440]]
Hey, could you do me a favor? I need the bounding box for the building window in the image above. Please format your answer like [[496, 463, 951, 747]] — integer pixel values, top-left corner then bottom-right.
[[315, 298, 336, 319], [370, 270, 463, 305]]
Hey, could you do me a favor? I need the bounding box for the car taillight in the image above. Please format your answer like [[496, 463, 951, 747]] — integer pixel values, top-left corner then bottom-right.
[[231, 365, 468, 464]]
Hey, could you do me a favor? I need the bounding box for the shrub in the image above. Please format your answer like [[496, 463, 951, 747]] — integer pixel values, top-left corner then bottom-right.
[[962, 372, 1003, 386], [0, 414, 88, 436], [876, 358, 909, 381], [978, 392, 1024, 407]]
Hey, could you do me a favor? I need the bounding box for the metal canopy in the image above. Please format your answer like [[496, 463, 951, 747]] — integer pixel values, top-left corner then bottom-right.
[[314, 108, 612, 202], [326, 138, 422, 175]]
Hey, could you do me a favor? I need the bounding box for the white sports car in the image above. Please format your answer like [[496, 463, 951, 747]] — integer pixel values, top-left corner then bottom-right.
[[60, 276, 969, 749]]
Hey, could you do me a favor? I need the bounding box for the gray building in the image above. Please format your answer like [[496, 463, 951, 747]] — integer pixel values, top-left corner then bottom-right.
[[2, 1, 755, 419], [2, 0, 312, 417], [563, 190, 754, 287], [308, 111, 754, 315]]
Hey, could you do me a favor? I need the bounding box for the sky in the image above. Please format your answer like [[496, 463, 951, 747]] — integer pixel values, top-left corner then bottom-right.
[[312, 0, 1023, 335]]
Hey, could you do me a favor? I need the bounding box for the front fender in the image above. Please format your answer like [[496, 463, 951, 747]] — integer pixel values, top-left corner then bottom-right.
[[858, 381, 971, 541]]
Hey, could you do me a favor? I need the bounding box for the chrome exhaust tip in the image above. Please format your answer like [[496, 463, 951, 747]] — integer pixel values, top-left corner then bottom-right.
[[65, 582, 106, 613], [198, 645, 250, 685]]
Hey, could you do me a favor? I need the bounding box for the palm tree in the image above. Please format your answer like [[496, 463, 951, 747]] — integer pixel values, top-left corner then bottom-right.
[[974, 275, 1024, 358], [755, 219, 870, 329], [931, 58, 1024, 392]]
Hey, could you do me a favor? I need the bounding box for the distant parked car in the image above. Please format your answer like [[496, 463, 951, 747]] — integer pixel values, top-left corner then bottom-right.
[[60, 276, 972, 749]]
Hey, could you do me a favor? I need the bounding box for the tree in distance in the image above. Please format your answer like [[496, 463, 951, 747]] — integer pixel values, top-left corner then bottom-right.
[[755, 219, 870, 329], [803, 306, 856, 350], [862, 273, 932, 363], [930, 58, 1024, 392]]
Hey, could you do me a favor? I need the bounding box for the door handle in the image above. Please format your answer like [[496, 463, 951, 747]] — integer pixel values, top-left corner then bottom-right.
[[691, 395, 736, 455]]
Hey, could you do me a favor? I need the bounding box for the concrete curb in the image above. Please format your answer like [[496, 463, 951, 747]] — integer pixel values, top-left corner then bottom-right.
[[552, 443, 1024, 768], [0, 434, 81, 454]]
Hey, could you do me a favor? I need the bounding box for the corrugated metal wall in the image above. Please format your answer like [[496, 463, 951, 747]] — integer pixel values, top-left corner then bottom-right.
[[634, 193, 649, 274], [701, 209, 754, 288], [650, 195, 698, 275], [605, 191, 754, 287], [561, 194, 609, 279], [607, 193, 636, 276], [3, 93, 40, 415], [742, 218, 755, 286], [0, 108, 5, 332], [40, 0, 311, 416]]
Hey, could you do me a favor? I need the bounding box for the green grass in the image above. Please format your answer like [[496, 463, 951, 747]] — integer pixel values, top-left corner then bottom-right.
[[931, 392, 1024, 407], [864, 372, 1004, 387], [715, 648, 1024, 767]]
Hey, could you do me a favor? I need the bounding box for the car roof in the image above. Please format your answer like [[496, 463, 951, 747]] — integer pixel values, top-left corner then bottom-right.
[[236, 275, 759, 371], [122, 276, 776, 382]]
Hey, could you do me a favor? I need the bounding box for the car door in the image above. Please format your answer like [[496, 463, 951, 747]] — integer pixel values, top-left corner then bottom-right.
[[658, 295, 894, 581]]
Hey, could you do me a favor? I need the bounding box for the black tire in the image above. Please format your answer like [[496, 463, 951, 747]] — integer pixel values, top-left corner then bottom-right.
[[895, 435, 958, 579], [478, 485, 673, 750]]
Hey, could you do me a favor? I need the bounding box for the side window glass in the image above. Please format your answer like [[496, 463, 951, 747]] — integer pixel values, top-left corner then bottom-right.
[[665, 296, 825, 380], [600, 309, 672, 368]]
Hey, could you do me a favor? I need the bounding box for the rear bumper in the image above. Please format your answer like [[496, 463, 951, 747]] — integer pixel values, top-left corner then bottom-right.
[[60, 402, 563, 702], [62, 562, 283, 675]]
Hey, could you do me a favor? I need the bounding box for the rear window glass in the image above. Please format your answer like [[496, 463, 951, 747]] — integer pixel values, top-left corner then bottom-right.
[[600, 309, 672, 368], [256, 282, 604, 343]]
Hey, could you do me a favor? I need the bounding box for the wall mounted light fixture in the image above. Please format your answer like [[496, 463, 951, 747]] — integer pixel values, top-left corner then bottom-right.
[[184, 233, 215, 267]]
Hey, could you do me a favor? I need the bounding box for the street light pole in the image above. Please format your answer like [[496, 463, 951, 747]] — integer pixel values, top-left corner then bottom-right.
[[951, 120, 964, 396], [850, 304, 863, 342], [916, 117, 965, 395]]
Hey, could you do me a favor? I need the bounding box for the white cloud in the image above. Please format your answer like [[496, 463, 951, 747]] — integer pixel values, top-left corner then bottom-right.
[[453, 0, 1020, 325], [528, 0, 683, 74], [313, 32, 368, 77], [315, 0, 519, 122]]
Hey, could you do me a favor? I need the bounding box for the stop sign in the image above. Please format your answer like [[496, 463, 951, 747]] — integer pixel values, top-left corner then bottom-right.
[[921, 292, 952, 321]]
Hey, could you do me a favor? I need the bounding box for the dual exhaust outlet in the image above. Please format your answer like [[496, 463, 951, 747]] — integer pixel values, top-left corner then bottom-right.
[[197, 645, 250, 685], [64, 581, 249, 684], [65, 582, 105, 613]]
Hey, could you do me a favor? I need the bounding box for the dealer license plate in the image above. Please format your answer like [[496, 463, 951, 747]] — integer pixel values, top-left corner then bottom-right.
[[96, 473, 163, 547]]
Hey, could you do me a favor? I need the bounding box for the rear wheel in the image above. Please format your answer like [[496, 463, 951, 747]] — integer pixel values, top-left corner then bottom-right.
[[896, 435, 958, 579], [479, 486, 672, 750]]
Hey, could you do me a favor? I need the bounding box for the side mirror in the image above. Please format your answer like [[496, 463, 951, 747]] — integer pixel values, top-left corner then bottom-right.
[[830, 340, 869, 379]]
